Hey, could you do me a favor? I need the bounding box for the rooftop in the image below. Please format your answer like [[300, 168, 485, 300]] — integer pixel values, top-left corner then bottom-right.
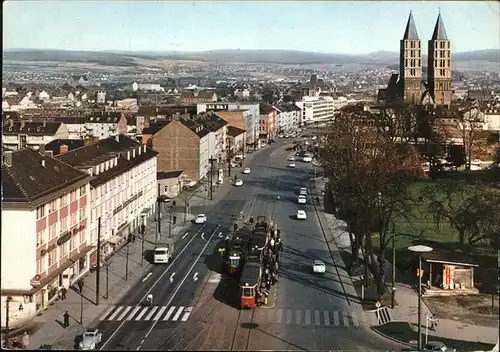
[[2, 120, 63, 136], [227, 125, 246, 137]]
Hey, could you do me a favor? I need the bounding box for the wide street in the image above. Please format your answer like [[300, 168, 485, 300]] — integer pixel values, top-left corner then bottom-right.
[[96, 139, 403, 351]]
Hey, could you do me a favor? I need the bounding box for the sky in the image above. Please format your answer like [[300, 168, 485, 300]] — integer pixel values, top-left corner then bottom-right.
[[3, 1, 499, 54]]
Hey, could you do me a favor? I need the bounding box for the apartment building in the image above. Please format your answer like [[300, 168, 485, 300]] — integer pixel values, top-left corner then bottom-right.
[[56, 135, 158, 265], [2, 120, 70, 151], [197, 102, 260, 144], [259, 104, 278, 140], [60, 112, 128, 140], [1, 149, 91, 329], [180, 90, 217, 104], [295, 96, 336, 124], [274, 105, 301, 133], [142, 114, 227, 182]]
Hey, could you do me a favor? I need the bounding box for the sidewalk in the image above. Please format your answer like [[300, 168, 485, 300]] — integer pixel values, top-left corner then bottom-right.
[[310, 177, 499, 346], [16, 188, 206, 350]]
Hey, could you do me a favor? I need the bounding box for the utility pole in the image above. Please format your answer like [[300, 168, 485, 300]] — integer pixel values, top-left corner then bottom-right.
[[80, 293, 83, 324], [125, 238, 129, 281], [96, 217, 101, 306], [391, 222, 396, 309], [4, 297, 11, 347], [227, 145, 232, 177], [209, 157, 216, 200], [155, 184, 161, 246]]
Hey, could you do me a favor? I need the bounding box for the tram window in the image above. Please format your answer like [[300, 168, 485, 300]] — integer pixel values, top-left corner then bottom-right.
[[243, 287, 253, 296]]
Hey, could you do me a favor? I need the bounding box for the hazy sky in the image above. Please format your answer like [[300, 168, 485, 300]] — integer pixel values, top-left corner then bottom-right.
[[3, 1, 499, 54]]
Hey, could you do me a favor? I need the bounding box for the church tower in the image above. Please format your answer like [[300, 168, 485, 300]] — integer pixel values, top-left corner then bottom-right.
[[399, 11, 422, 105], [427, 12, 452, 107]]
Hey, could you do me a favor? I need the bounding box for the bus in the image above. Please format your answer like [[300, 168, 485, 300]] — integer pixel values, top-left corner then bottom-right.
[[239, 262, 261, 309]]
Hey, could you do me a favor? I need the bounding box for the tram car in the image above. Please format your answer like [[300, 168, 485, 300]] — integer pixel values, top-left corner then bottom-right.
[[239, 262, 262, 309], [226, 228, 252, 274]]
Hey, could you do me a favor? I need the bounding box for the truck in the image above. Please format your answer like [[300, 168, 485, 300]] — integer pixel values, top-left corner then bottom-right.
[[153, 238, 175, 264]]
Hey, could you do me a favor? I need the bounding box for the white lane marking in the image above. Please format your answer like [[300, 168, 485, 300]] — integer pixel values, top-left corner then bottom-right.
[[172, 306, 184, 321], [134, 307, 149, 321], [218, 231, 223, 238], [126, 306, 141, 321], [193, 272, 198, 281], [181, 307, 192, 321], [153, 306, 167, 321], [142, 272, 152, 282], [144, 306, 158, 321], [170, 273, 175, 282], [117, 306, 132, 321], [304, 310, 311, 325], [351, 312, 359, 326], [163, 306, 176, 321], [182, 232, 189, 239], [102, 306, 115, 320], [342, 311, 350, 326], [332, 311, 340, 326], [324, 311, 330, 326], [314, 310, 320, 325], [295, 310, 302, 325], [108, 306, 123, 321], [201, 232, 206, 241], [137, 225, 220, 350], [100, 224, 205, 350], [285, 309, 293, 324]]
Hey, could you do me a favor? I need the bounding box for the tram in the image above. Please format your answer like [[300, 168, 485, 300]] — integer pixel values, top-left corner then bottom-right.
[[239, 262, 262, 309]]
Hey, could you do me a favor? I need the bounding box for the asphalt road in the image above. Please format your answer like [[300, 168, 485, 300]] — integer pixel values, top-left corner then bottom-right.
[[96, 139, 404, 351]]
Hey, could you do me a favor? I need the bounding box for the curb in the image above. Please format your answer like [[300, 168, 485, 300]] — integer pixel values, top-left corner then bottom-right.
[[371, 325, 416, 349]]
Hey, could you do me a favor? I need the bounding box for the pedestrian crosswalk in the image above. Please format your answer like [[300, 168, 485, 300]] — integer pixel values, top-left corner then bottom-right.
[[253, 309, 377, 327], [101, 305, 193, 322]]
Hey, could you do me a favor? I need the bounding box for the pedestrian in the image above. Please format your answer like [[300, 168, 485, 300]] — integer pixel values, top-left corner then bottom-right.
[[21, 332, 29, 350], [63, 311, 70, 328], [61, 287, 67, 300], [77, 279, 84, 293], [58, 286, 63, 300]]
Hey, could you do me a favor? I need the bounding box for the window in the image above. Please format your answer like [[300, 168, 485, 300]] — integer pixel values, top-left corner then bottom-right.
[[48, 199, 58, 213], [36, 230, 45, 247], [19, 134, 27, 149], [79, 207, 86, 221], [70, 190, 77, 202], [48, 249, 56, 267], [80, 185, 87, 196], [61, 193, 68, 206], [61, 216, 68, 232], [71, 212, 77, 226], [49, 224, 57, 239], [36, 205, 45, 220], [79, 230, 85, 244], [60, 242, 68, 258], [70, 234, 76, 251], [37, 258, 45, 274]]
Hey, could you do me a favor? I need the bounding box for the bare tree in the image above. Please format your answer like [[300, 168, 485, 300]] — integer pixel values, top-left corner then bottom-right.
[[452, 101, 485, 170]]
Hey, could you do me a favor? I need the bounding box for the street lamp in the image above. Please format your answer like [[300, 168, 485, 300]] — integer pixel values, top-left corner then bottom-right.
[[4, 296, 12, 348], [408, 245, 433, 351]]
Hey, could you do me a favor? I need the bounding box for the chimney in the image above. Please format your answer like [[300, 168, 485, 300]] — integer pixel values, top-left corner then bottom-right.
[[9, 119, 13, 128], [138, 146, 142, 155], [60, 144, 69, 154], [41, 159, 46, 167], [132, 148, 136, 158], [3, 151, 13, 167], [143, 145, 146, 153], [21, 120, 26, 129], [115, 134, 120, 142], [127, 151, 131, 160]]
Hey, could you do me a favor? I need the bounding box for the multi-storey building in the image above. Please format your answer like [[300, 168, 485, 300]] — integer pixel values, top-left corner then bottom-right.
[[274, 104, 301, 133], [295, 96, 335, 124], [180, 90, 217, 104], [259, 104, 278, 140], [2, 120, 70, 151], [59, 112, 128, 140], [56, 135, 158, 263], [197, 102, 260, 145], [1, 149, 91, 329]]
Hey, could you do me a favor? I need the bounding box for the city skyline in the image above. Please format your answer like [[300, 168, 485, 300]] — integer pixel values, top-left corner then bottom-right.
[[3, 1, 500, 54]]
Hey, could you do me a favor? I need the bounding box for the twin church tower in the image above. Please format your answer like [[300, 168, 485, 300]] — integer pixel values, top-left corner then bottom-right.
[[383, 11, 452, 108]]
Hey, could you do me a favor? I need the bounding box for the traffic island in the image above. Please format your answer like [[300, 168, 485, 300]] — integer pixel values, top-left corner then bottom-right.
[[374, 321, 496, 351]]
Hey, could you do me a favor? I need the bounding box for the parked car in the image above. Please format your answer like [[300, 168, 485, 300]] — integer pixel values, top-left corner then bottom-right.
[[313, 260, 326, 274], [296, 210, 307, 220], [243, 167, 251, 174], [288, 156, 295, 161], [194, 214, 207, 224], [235, 179, 243, 186], [289, 163, 296, 168], [423, 341, 456, 352], [299, 187, 307, 196], [297, 195, 307, 204], [79, 328, 102, 350]]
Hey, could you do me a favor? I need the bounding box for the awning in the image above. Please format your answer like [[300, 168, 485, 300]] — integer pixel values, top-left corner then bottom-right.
[[1, 245, 94, 296], [107, 236, 122, 245]]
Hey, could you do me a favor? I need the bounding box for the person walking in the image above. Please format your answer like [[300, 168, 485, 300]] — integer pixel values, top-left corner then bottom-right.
[[61, 286, 67, 300], [63, 311, 70, 328], [21, 332, 29, 350], [77, 279, 84, 293]]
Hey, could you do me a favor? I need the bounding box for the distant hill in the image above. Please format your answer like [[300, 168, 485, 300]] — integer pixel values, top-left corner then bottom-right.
[[3, 48, 499, 66]]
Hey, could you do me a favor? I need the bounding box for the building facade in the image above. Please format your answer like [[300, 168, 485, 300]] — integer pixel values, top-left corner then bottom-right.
[[295, 96, 335, 124], [274, 105, 301, 133], [1, 149, 91, 329], [259, 104, 278, 140], [400, 11, 423, 105], [2, 120, 70, 151]]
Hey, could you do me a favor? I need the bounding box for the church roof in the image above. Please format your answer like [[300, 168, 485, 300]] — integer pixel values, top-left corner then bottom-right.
[[403, 11, 420, 40], [431, 13, 448, 40]]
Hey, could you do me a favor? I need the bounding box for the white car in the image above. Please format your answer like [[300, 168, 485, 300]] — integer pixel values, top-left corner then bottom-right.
[[423, 341, 456, 352], [79, 328, 102, 350], [289, 163, 296, 168], [235, 179, 243, 186], [313, 260, 326, 274], [194, 214, 207, 224], [243, 167, 251, 174], [288, 156, 295, 161], [299, 187, 307, 196], [303, 156, 313, 163], [296, 210, 307, 220], [297, 195, 307, 204]]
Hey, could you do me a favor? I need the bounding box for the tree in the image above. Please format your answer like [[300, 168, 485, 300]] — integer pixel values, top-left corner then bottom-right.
[[452, 101, 485, 170], [422, 180, 500, 246]]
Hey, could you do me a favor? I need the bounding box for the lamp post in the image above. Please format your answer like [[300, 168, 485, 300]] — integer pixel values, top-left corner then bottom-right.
[[408, 245, 433, 351], [208, 156, 216, 200], [4, 296, 12, 347], [140, 215, 145, 266]]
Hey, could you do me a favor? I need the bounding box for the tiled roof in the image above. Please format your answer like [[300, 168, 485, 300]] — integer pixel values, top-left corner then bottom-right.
[[2, 148, 89, 204], [403, 11, 419, 40], [194, 113, 227, 132], [180, 118, 210, 138], [157, 170, 184, 179], [142, 121, 171, 135], [227, 126, 246, 137], [44, 139, 85, 155], [260, 104, 275, 115], [2, 120, 62, 136], [197, 90, 216, 99]]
